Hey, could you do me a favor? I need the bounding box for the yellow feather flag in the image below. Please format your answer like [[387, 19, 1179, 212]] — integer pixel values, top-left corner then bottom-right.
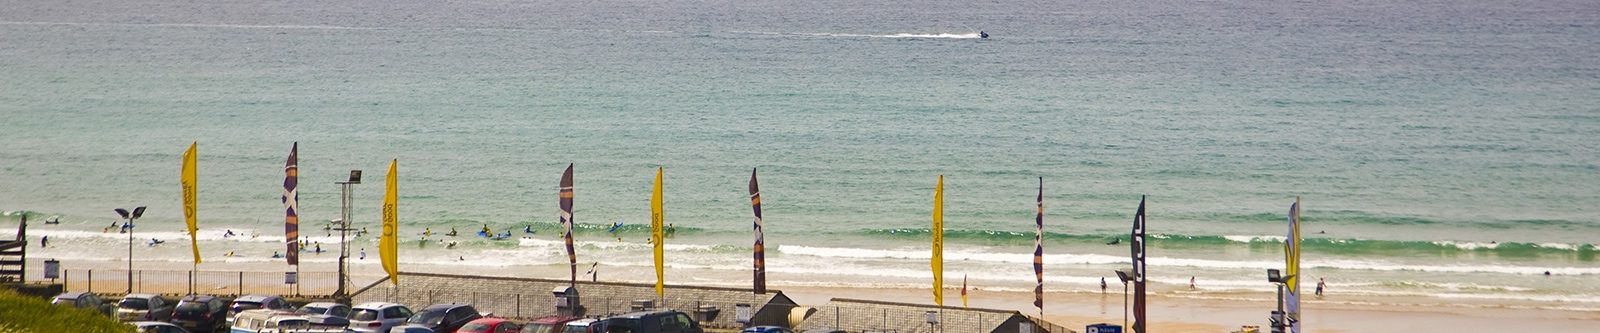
[[651, 167, 665, 297], [181, 141, 200, 264], [381, 159, 399, 285], [932, 175, 944, 306]]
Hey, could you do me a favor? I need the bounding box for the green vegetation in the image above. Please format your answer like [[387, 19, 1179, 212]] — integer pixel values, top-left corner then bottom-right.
[[0, 288, 134, 333]]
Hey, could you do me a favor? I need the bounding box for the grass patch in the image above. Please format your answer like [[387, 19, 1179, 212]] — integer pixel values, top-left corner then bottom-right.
[[0, 288, 134, 333]]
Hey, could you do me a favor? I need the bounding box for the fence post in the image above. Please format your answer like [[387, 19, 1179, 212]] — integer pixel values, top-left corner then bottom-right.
[[516, 294, 521, 318], [137, 270, 142, 293], [238, 271, 244, 296], [88, 270, 93, 293]]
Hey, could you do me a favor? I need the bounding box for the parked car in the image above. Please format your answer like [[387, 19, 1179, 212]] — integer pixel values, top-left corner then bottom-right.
[[604, 310, 703, 333], [459, 317, 522, 333], [394, 327, 436, 333], [519, 316, 577, 333], [118, 294, 176, 322], [554, 318, 606, 333], [741, 326, 795, 333], [297, 302, 352, 318], [133, 321, 192, 333], [229, 309, 346, 333], [172, 294, 229, 333], [397, 303, 483, 333], [227, 295, 292, 325], [348, 302, 415, 333], [51, 291, 114, 316]]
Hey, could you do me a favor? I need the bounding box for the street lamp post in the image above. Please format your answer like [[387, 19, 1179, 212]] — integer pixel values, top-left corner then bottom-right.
[[115, 206, 146, 294], [1115, 269, 1132, 330], [1267, 269, 1292, 333], [334, 170, 361, 298]]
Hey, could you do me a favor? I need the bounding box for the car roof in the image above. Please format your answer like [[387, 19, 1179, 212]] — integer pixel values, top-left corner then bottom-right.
[[54, 292, 88, 299], [234, 294, 279, 302], [124, 293, 160, 299], [302, 302, 343, 307], [132, 321, 181, 327], [354, 302, 406, 309], [469, 317, 510, 324], [613, 310, 681, 319], [531, 316, 579, 324], [420, 303, 472, 311], [179, 295, 217, 302], [565, 318, 600, 325]]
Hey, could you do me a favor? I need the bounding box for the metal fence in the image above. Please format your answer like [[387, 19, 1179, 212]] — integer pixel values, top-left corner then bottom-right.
[[57, 269, 338, 296], [354, 287, 754, 327]]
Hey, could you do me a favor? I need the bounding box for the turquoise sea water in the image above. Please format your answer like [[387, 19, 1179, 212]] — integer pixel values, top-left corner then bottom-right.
[[2, 0, 1597, 310]]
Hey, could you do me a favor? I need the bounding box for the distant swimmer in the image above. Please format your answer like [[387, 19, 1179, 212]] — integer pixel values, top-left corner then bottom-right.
[[314, 243, 323, 253], [1315, 278, 1326, 296], [608, 221, 624, 234], [45, 217, 60, 225], [446, 241, 457, 249], [1106, 238, 1120, 245], [360, 248, 366, 260], [447, 227, 458, 237], [40, 235, 48, 248], [147, 238, 164, 246], [271, 251, 283, 258], [225, 251, 234, 257], [979, 31, 989, 39], [524, 225, 535, 234], [424, 227, 432, 237], [224, 229, 236, 238]]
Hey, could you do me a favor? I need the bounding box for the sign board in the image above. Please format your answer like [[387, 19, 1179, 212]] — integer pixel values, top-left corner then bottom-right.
[[285, 272, 298, 284], [1019, 321, 1034, 333], [43, 260, 59, 279]]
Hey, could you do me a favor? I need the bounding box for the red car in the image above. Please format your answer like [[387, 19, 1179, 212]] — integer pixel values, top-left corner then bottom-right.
[[459, 317, 524, 333]]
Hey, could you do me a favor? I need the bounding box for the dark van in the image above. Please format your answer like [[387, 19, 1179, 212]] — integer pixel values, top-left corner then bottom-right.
[[605, 311, 703, 333]]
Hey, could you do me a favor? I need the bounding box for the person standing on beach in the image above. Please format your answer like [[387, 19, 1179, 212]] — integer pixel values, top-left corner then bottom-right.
[[40, 235, 48, 248], [1190, 276, 1196, 290], [1101, 277, 1108, 294], [359, 248, 366, 260], [1316, 278, 1326, 296]]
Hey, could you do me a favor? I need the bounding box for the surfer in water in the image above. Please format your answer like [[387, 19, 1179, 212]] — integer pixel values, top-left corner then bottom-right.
[[979, 31, 989, 39]]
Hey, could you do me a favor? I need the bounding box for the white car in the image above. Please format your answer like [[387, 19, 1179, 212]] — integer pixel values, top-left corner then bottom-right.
[[348, 302, 414, 333]]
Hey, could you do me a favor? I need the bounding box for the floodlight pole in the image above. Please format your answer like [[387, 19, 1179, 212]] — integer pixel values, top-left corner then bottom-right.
[[335, 170, 360, 298]]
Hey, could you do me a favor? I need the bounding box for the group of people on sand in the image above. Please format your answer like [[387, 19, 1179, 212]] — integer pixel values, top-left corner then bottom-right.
[[1094, 276, 1332, 297]]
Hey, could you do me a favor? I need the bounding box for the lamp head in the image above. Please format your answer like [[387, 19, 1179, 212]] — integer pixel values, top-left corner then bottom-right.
[[1267, 269, 1283, 283], [1116, 270, 1133, 283], [347, 170, 362, 184], [115, 208, 130, 219], [131, 206, 146, 219]]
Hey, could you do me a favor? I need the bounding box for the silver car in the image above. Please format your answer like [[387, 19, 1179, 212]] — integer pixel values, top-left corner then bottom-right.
[[118, 294, 174, 322], [348, 302, 414, 333]]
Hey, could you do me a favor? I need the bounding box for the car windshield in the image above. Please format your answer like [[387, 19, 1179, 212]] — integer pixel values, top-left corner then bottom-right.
[[138, 325, 170, 333], [607, 318, 638, 333], [298, 306, 326, 314], [51, 298, 74, 305], [351, 309, 381, 321], [525, 323, 559, 333], [175, 302, 210, 316], [119, 298, 149, 310], [233, 301, 263, 311], [408, 310, 447, 325], [463, 323, 493, 331]]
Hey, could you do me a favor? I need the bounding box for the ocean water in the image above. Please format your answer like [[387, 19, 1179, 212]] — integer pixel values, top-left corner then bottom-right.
[[2, 0, 1598, 311]]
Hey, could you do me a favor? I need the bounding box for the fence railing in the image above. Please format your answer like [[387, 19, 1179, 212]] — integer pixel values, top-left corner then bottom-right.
[[56, 269, 338, 297]]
